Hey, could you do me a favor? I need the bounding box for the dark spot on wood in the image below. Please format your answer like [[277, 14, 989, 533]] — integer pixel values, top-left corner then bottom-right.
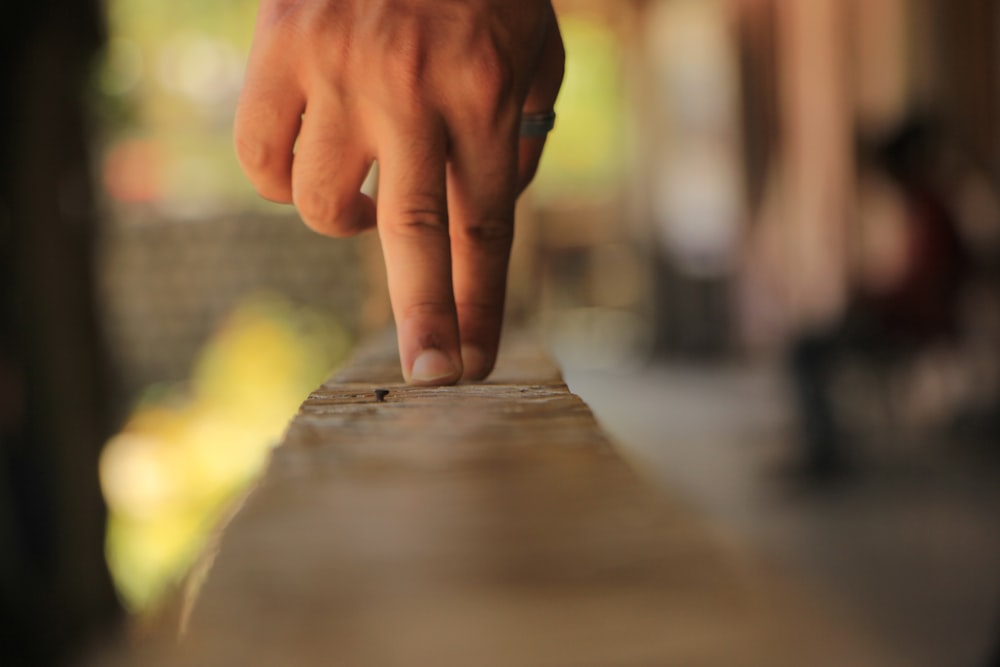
[[374, 388, 390, 402]]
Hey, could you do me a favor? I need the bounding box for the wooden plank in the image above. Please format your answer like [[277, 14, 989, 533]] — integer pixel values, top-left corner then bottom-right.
[[153, 332, 893, 666]]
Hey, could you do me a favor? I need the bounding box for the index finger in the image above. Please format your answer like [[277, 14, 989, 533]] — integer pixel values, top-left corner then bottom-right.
[[376, 116, 464, 385]]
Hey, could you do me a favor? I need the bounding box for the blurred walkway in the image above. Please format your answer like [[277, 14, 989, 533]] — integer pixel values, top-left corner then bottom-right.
[[565, 361, 1000, 667]]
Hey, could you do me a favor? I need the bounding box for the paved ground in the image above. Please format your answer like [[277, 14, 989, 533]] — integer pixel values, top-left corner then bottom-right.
[[564, 360, 1000, 667]]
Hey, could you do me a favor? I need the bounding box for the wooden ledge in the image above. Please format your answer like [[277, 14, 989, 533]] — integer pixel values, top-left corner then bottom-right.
[[151, 332, 893, 666]]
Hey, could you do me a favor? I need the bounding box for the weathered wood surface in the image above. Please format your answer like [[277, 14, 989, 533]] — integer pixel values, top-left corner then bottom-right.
[[159, 333, 892, 666]]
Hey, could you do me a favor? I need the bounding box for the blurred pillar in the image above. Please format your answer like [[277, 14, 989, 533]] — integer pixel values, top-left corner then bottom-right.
[[774, 0, 852, 326], [734, 0, 780, 219], [636, 0, 743, 357], [0, 1, 122, 664], [933, 0, 1000, 178], [852, 0, 909, 134]]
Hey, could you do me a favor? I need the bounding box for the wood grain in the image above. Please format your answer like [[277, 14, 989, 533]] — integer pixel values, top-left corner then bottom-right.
[[152, 332, 894, 666]]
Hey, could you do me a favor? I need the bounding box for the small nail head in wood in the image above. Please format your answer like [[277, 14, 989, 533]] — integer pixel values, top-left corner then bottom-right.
[[374, 389, 390, 402]]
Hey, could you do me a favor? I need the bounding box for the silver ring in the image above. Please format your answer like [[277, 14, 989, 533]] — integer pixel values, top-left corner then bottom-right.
[[520, 111, 556, 138]]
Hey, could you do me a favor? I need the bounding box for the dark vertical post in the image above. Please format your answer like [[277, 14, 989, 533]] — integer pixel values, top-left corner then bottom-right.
[[1, 1, 122, 664], [935, 0, 999, 177]]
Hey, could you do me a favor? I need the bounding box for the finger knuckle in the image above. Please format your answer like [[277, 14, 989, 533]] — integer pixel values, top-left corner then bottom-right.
[[234, 97, 294, 163], [234, 134, 274, 174], [379, 34, 426, 99], [234, 136, 291, 200], [294, 189, 357, 237], [397, 211, 449, 236], [465, 49, 514, 113], [458, 217, 513, 246], [392, 198, 449, 237]]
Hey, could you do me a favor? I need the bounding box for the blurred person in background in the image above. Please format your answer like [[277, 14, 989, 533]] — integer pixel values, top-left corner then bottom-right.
[[788, 116, 971, 481]]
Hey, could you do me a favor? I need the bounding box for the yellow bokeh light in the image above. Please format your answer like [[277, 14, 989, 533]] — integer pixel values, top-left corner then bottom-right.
[[101, 293, 351, 611]]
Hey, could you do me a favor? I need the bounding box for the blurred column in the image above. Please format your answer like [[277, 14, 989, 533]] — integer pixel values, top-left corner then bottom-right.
[[852, 0, 909, 134], [933, 0, 999, 178], [1, 1, 123, 664], [639, 0, 744, 357], [775, 0, 852, 326], [734, 0, 779, 219]]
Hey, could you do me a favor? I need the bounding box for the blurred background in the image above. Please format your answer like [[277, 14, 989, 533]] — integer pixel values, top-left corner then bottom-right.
[[2, 0, 999, 665]]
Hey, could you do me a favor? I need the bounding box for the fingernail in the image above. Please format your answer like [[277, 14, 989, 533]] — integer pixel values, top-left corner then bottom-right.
[[410, 349, 459, 384], [461, 345, 489, 380]]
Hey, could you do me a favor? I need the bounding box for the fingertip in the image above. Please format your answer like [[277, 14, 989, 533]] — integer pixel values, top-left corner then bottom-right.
[[258, 184, 295, 204], [233, 111, 298, 204], [408, 348, 462, 386], [460, 344, 494, 381]]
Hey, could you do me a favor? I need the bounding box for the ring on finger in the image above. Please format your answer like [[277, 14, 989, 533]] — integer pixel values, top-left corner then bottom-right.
[[520, 111, 556, 138]]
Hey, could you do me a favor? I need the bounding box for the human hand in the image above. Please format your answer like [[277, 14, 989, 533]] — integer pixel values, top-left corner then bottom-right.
[[234, 0, 564, 384]]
